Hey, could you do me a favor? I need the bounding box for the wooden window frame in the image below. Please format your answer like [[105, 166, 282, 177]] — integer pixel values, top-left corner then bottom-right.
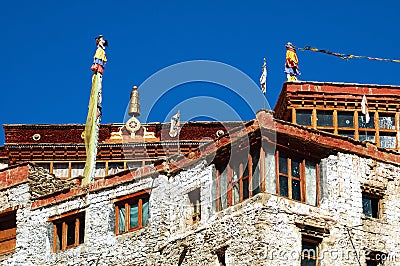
[[114, 191, 150, 235], [214, 144, 320, 212], [50, 211, 85, 252], [362, 192, 381, 219], [293, 107, 400, 150], [215, 151, 255, 211], [276, 149, 319, 204], [0, 208, 17, 255]]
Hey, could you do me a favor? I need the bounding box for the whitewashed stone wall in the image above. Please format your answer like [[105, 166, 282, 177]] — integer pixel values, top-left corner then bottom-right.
[[1, 153, 400, 265]]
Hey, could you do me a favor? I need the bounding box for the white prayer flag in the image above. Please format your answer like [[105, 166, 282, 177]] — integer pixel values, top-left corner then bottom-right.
[[169, 110, 181, 137], [361, 95, 370, 124], [259, 58, 267, 94]]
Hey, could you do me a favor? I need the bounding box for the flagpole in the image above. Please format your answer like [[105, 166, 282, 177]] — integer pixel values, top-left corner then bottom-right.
[[82, 35, 108, 185]]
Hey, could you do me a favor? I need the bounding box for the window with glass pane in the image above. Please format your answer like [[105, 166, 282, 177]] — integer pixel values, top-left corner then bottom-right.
[[277, 151, 318, 204], [95, 162, 106, 177], [53, 163, 69, 178], [317, 110, 333, 126], [380, 133, 396, 148], [379, 114, 395, 129], [127, 161, 142, 170], [115, 193, 149, 235], [278, 153, 289, 197], [108, 162, 125, 175], [338, 131, 354, 139], [71, 163, 85, 177], [232, 162, 240, 205], [188, 188, 201, 223], [242, 162, 249, 200], [359, 112, 375, 128], [291, 157, 301, 201], [296, 110, 312, 126], [52, 212, 85, 252], [301, 238, 319, 266], [362, 194, 380, 218], [359, 132, 375, 142], [338, 112, 354, 128], [251, 151, 260, 196], [219, 167, 228, 211]]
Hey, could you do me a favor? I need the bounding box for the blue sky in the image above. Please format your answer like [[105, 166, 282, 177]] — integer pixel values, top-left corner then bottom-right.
[[1, 1, 399, 144]]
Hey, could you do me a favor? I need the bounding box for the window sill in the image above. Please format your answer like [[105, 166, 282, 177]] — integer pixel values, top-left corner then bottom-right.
[[361, 215, 382, 222], [116, 226, 147, 237], [54, 243, 83, 253]]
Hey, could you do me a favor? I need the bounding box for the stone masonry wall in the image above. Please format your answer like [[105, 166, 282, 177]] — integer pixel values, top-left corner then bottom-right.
[[1, 152, 400, 265]]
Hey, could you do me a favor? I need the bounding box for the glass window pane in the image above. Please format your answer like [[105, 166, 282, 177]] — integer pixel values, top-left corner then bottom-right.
[[297, 110, 312, 126], [56, 224, 62, 251], [71, 163, 85, 177], [66, 220, 76, 246], [232, 163, 240, 182], [233, 182, 240, 204], [243, 178, 249, 200], [127, 161, 142, 170], [338, 112, 354, 128], [302, 241, 317, 252], [95, 162, 106, 177], [302, 240, 318, 266], [279, 176, 288, 197], [317, 110, 333, 126], [118, 206, 126, 233], [292, 180, 301, 201], [371, 198, 379, 218], [366, 261, 378, 266], [279, 154, 288, 174], [291, 158, 301, 178], [305, 161, 317, 206], [108, 162, 125, 175], [380, 133, 396, 148], [53, 163, 69, 178], [129, 202, 139, 229], [252, 151, 260, 195], [220, 168, 228, 210], [212, 166, 218, 212], [338, 131, 354, 139], [301, 259, 317, 266], [379, 114, 395, 129], [265, 149, 276, 194], [359, 112, 374, 128], [79, 216, 85, 244], [362, 197, 372, 217], [243, 163, 249, 178], [141, 198, 149, 227], [359, 132, 375, 142]]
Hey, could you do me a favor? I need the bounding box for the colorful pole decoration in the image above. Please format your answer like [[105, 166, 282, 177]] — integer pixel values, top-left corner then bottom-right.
[[284, 42, 300, 81], [82, 35, 108, 185]]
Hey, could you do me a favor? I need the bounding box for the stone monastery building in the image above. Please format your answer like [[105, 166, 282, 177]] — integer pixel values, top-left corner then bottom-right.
[[1, 81, 400, 265]]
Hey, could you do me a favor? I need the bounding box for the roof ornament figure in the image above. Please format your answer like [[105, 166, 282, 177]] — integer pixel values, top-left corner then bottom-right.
[[91, 35, 108, 75], [259, 58, 267, 94], [284, 42, 300, 81]]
